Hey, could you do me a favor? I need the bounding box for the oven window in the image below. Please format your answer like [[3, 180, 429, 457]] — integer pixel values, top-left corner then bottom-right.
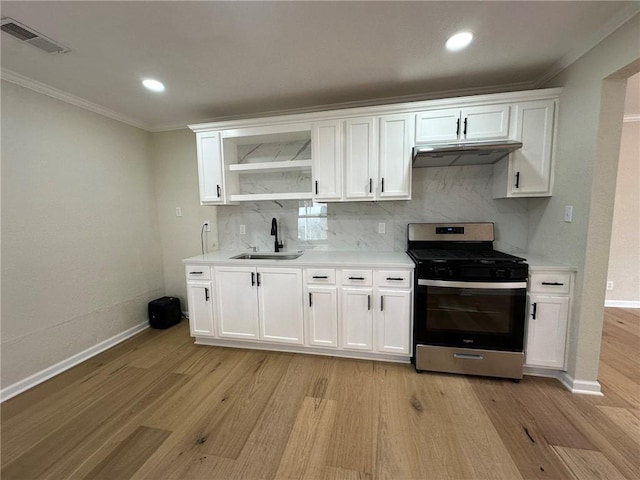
[[426, 286, 518, 335]]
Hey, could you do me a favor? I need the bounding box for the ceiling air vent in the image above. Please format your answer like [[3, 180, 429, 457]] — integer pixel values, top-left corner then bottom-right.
[[1, 17, 70, 53]]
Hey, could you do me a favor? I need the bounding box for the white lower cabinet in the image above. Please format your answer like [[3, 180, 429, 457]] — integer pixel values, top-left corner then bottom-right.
[[188, 262, 413, 360], [306, 286, 338, 347], [376, 289, 412, 354], [215, 266, 304, 344], [524, 269, 574, 370], [341, 287, 374, 351], [187, 280, 215, 337]]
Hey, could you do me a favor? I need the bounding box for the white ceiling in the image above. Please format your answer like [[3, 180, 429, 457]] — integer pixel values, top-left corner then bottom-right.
[[1, 1, 638, 131]]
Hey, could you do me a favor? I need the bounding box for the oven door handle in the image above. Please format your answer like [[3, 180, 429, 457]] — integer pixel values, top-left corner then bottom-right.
[[418, 279, 527, 289]]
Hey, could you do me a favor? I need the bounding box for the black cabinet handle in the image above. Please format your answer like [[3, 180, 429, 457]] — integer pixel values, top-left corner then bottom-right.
[[386, 277, 404, 281], [349, 276, 365, 280], [381, 177, 385, 193], [309, 292, 313, 307], [257, 272, 261, 287], [456, 118, 460, 136], [190, 271, 203, 275], [380, 295, 384, 311], [463, 117, 468, 136], [312, 275, 328, 279], [216, 185, 221, 198], [315, 180, 318, 195], [369, 178, 373, 193], [367, 295, 371, 311], [205, 287, 209, 301], [515, 172, 520, 188], [541, 282, 564, 286], [251, 272, 255, 286], [531, 302, 537, 320]]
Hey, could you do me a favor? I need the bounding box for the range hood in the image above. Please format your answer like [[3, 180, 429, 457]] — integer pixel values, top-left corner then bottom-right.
[[412, 140, 523, 168]]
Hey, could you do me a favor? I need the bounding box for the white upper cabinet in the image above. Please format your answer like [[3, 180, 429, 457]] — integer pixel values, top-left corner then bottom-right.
[[415, 104, 510, 144], [344, 116, 377, 200], [343, 114, 412, 201], [378, 114, 413, 200], [196, 131, 226, 204], [493, 99, 556, 198], [312, 120, 343, 201]]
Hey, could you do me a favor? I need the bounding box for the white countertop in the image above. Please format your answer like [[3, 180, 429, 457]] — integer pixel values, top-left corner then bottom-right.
[[183, 250, 415, 269], [517, 253, 578, 272]]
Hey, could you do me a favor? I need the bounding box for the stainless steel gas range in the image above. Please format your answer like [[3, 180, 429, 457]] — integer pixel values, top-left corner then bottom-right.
[[407, 222, 528, 380]]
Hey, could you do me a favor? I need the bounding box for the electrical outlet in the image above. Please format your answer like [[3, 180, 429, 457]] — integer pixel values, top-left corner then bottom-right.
[[239, 224, 246, 235], [203, 220, 211, 232], [378, 222, 386, 234], [175, 207, 182, 217], [607, 281, 614, 291]]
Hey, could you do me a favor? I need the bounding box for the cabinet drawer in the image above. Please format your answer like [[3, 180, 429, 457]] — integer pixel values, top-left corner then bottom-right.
[[341, 269, 373, 286], [529, 272, 571, 294], [376, 270, 411, 288], [306, 268, 336, 284], [185, 265, 211, 281]]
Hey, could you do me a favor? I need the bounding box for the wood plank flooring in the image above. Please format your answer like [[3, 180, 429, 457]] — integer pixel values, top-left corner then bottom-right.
[[2, 307, 638, 479]]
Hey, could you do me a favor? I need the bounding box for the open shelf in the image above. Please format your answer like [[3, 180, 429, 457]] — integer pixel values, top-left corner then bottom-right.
[[228, 159, 312, 174], [229, 192, 313, 202]]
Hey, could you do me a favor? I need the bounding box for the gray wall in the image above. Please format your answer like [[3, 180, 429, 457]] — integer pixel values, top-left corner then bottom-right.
[[606, 118, 640, 304], [532, 13, 639, 382], [1, 81, 165, 388]]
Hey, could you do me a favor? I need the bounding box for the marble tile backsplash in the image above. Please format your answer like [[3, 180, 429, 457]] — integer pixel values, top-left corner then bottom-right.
[[217, 165, 529, 254]]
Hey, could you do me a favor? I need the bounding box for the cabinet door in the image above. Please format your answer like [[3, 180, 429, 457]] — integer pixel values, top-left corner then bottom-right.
[[187, 281, 215, 337], [525, 294, 569, 369], [196, 131, 225, 204], [415, 109, 461, 144], [312, 120, 342, 201], [344, 117, 376, 200], [307, 286, 338, 347], [259, 268, 304, 344], [341, 287, 374, 350], [376, 289, 411, 354], [379, 114, 413, 200], [510, 100, 555, 196], [462, 104, 510, 141], [215, 266, 259, 340]]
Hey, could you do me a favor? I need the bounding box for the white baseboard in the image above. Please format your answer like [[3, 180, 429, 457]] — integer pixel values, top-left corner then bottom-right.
[[0, 322, 149, 403], [524, 366, 603, 395], [604, 300, 640, 308]]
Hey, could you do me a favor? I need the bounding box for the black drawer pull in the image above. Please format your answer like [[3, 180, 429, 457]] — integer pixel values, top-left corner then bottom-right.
[[531, 302, 537, 320], [515, 171, 520, 188], [312, 275, 329, 279], [205, 287, 210, 301], [367, 295, 371, 311], [348, 276, 365, 280], [309, 292, 313, 307], [380, 295, 384, 311], [386, 277, 404, 281], [251, 272, 255, 286], [315, 180, 318, 195], [190, 271, 203, 275], [216, 184, 221, 198], [541, 282, 564, 286]]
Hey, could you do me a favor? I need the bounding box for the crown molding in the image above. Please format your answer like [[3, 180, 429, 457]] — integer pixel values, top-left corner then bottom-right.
[[149, 80, 535, 132], [1, 68, 150, 131], [623, 113, 640, 123], [534, 7, 640, 87]]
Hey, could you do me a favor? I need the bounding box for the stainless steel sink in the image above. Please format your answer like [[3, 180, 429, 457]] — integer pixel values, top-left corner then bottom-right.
[[230, 252, 302, 260]]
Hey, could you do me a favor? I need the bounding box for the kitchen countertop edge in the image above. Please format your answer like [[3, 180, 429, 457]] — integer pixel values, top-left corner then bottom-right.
[[183, 250, 415, 269]]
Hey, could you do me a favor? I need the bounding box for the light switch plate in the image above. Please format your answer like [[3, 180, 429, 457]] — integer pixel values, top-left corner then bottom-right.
[[564, 205, 573, 223], [378, 222, 386, 234], [239, 224, 246, 235]]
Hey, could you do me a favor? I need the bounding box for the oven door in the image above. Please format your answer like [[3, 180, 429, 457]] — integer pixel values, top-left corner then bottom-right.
[[415, 279, 527, 352]]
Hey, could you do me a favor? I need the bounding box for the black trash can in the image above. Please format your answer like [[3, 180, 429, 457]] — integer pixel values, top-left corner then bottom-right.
[[148, 296, 182, 329]]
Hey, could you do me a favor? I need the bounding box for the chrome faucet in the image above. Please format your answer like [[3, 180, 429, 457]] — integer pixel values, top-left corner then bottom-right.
[[270, 217, 283, 252]]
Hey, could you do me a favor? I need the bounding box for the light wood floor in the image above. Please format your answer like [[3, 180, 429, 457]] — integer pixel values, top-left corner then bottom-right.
[[2, 308, 638, 479]]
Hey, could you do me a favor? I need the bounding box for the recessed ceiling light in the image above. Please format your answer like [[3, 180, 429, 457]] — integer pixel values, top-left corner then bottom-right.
[[446, 32, 473, 52], [142, 79, 165, 92]]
